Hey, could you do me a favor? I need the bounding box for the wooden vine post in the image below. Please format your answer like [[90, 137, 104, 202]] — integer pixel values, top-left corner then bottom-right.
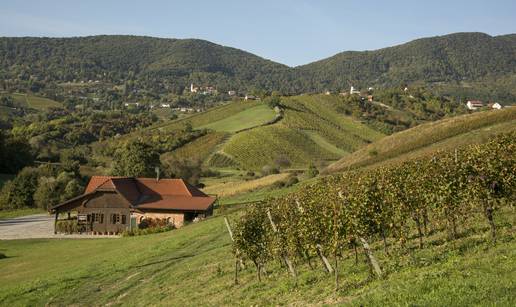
[[296, 200, 333, 274], [266, 209, 296, 278], [359, 237, 382, 278], [224, 217, 245, 271]]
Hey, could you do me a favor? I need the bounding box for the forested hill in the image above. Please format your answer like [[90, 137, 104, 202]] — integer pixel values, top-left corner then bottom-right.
[[0, 32, 515, 97], [0, 35, 292, 93], [295, 32, 516, 91]]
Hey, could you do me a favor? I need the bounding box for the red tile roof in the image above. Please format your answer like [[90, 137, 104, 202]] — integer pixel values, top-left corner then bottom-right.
[[82, 176, 215, 211]]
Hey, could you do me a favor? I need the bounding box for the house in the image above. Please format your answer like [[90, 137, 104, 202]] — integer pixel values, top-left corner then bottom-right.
[[160, 103, 171, 108], [350, 86, 360, 95], [488, 102, 503, 110], [124, 102, 141, 108], [50, 176, 216, 235], [228, 90, 236, 96], [325, 90, 331, 95], [466, 100, 484, 110], [245, 95, 257, 101], [190, 83, 199, 93]]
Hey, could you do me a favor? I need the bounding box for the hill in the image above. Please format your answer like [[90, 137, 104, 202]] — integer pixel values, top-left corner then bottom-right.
[[0, 35, 292, 94], [1, 33, 515, 101], [0, 204, 514, 305], [296, 32, 516, 100], [325, 107, 516, 173]]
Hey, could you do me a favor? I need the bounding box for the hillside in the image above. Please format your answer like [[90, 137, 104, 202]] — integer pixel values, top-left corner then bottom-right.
[[0, 205, 514, 305], [325, 107, 516, 173], [297, 32, 516, 97], [1, 33, 515, 100], [0, 36, 292, 94]]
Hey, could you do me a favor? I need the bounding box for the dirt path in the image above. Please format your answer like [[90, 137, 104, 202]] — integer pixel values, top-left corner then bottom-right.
[[0, 214, 116, 240]]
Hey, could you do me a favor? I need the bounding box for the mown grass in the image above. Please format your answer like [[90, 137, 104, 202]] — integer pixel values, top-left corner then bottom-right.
[[199, 104, 276, 132], [326, 108, 516, 173], [156, 101, 262, 131], [202, 173, 290, 197], [0, 204, 514, 306], [9, 93, 62, 110], [304, 130, 348, 156], [0, 208, 45, 219]]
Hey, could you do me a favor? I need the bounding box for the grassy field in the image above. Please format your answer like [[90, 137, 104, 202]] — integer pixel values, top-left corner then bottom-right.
[[8, 93, 62, 110], [156, 101, 263, 131], [304, 130, 348, 156], [0, 203, 514, 305], [199, 104, 276, 132], [326, 108, 516, 173], [202, 173, 290, 197], [0, 208, 45, 219]]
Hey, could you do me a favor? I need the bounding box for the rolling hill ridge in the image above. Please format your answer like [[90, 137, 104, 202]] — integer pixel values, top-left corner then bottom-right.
[[1, 32, 515, 100]]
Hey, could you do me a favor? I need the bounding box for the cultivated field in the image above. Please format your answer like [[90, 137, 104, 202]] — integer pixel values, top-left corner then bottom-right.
[[198, 104, 276, 132], [326, 107, 516, 172], [202, 173, 290, 197]]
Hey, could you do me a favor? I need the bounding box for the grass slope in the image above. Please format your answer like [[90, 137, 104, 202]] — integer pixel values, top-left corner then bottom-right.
[[157, 101, 263, 131], [9, 93, 62, 110], [0, 208, 514, 305], [199, 104, 276, 132], [326, 108, 516, 172]]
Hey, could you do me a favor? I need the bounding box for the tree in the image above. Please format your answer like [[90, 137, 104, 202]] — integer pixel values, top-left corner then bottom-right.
[[0, 167, 39, 209], [163, 159, 202, 186], [111, 140, 161, 177], [33, 177, 60, 209]]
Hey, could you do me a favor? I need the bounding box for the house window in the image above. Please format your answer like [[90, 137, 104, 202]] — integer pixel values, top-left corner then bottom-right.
[[93, 213, 104, 223], [111, 214, 127, 225]]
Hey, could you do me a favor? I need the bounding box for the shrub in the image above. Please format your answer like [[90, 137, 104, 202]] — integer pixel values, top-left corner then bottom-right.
[[305, 163, 319, 178], [0, 252, 6, 259], [261, 165, 279, 176], [284, 176, 299, 187], [55, 219, 79, 234], [122, 224, 174, 237]]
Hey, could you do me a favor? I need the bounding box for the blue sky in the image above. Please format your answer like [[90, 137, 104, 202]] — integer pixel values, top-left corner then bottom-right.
[[0, 0, 515, 66]]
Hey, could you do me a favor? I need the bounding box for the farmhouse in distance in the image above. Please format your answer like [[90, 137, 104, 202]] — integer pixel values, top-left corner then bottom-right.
[[50, 176, 216, 235]]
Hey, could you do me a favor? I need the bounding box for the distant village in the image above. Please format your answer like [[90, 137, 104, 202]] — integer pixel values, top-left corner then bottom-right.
[[120, 83, 505, 113]]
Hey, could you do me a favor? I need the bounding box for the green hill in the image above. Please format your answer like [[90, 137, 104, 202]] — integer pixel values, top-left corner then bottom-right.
[[325, 107, 516, 173], [204, 95, 384, 170], [0, 205, 514, 305], [1, 33, 515, 100], [296, 32, 516, 99]]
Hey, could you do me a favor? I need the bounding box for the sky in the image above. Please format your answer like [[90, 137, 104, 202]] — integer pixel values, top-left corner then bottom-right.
[[0, 0, 515, 66]]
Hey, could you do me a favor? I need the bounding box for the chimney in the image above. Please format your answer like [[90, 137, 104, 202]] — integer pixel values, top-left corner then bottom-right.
[[155, 167, 160, 182]]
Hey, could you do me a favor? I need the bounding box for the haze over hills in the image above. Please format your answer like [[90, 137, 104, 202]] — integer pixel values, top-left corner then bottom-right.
[[1, 32, 515, 100]]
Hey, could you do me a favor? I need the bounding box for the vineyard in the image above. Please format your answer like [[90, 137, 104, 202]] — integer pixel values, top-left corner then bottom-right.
[[162, 131, 228, 163], [230, 131, 516, 289], [327, 107, 516, 172], [221, 125, 338, 170]]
